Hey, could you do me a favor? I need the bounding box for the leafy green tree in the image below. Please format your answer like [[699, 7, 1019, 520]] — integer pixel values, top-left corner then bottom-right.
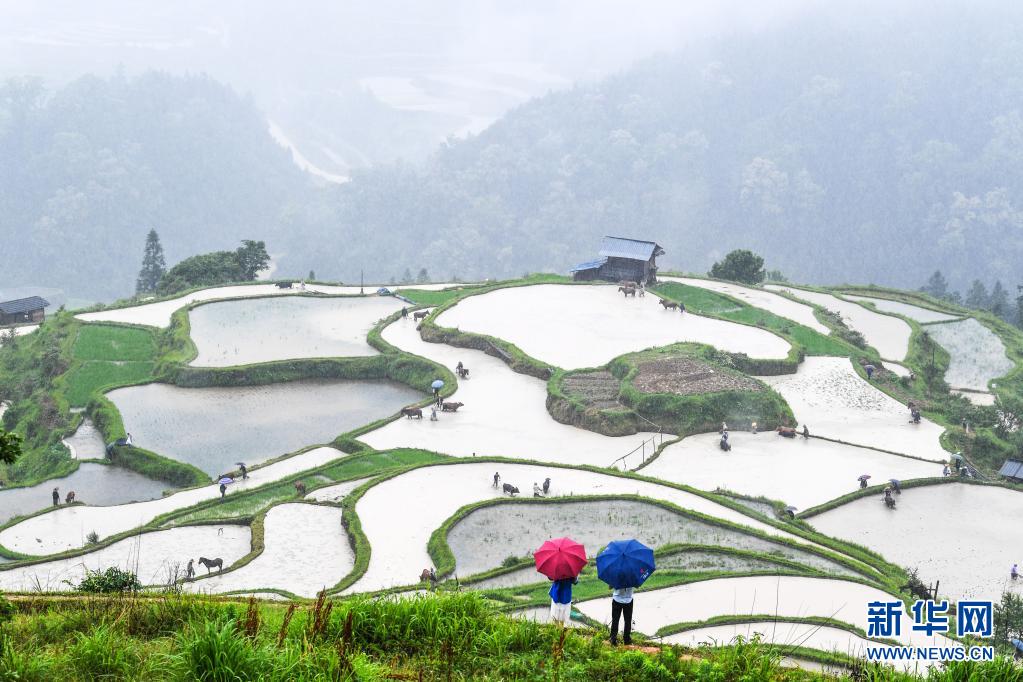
[[965, 280, 989, 309], [991, 281, 1010, 319], [158, 251, 242, 295], [994, 591, 1023, 654], [400, 268, 413, 285], [921, 271, 949, 299], [0, 428, 21, 465], [708, 250, 765, 285], [135, 229, 167, 295], [765, 269, 788, 283], [234, 240, 270, 280]]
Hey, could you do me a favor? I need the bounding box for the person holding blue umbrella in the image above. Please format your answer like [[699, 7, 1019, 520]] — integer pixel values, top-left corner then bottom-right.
[[596, 539, 656, 646], [431, 379, 444, 405]]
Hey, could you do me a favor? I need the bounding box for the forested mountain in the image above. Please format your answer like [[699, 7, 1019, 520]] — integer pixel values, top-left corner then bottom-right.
[[286, 4, 1023, 290], [0, 72, 305, 299], [4, 5, 1023, 299]]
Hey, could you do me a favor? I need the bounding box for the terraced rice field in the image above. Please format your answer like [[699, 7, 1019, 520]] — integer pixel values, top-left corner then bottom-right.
[[844, 295, 960, 323], [107, 379, 419, 475], [766, 285, 911, 360], [188, 295, 400, 366], [645, 432, 940, 509], [436, 284, 791, 369], [663, 277, 829, 333], [925, 318, 1012, 393], [811, 483, 1023, 602]]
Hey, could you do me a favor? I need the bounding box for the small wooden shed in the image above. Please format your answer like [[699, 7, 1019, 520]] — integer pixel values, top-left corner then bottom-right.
[[0, 296, 49, 326], [570, 236, 665, 285]]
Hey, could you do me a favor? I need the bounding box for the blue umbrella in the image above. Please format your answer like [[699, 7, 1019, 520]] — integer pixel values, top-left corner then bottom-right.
[[1012, 638, 1023, 654], [596, 539, 656, 589], [431, 379, 445, 389]]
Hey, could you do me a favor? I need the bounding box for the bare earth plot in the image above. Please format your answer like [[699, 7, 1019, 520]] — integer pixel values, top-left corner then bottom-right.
[[185, 504, 351, 598], [925, 318, 1013, 395], [575, 576, 956, 651], [188, 296, 401, 366], [360, 318, 658, 466], [0, 525, 250, 592], [435, 284, 791, 370], [766, 286, 911, 361], [844, 295, 960, 324], [662, 277, 830, 334], [644, 432, 940, 510], [810, 483, 1023, 602], [342, 462, 832, 595], [760, 357, 948, 462], [0, 446, 345, 556]]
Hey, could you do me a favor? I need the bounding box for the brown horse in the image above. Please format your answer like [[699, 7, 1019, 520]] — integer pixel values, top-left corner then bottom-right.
[[618, 286, 636, 297], [441, 401, 464, 412], [401, 407, 424, 419], [413, 310, 429, 321], [198, 557, 223, 574], [659, 299, 679, 311]]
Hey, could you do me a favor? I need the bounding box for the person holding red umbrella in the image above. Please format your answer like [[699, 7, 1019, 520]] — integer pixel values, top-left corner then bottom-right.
[[534, 537, 587, 625]]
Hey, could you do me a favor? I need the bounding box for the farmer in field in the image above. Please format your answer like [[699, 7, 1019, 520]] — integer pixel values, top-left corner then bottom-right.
[[864, 364, 875, 380], [493, 472, 501, 488], [401, 306, 408, 319], [219, 482, 227, 499], [51, 487, 60, 506], [802, 424, 810, 439], [533, 482, 543, 497], [186, 559, 195, 580], [1013, 564, 1019, 581]]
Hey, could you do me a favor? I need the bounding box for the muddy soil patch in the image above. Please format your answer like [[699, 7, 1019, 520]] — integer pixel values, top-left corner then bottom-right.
[[634, 357, 762, 395], [561, 371, 620, 408]]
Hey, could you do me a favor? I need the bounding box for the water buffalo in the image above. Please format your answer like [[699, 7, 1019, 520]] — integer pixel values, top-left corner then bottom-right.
[[659, 299, 679, 311], [402, 407, 424, 419], [441, 402, 464, 412], [502, 483, 519, 497], [413, 310, 429, 321], [618, 286, 636, 297]]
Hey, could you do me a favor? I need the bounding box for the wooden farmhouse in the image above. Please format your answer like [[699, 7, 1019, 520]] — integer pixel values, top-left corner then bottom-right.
[[570, 236, 665, 285], [0, 296, 49, 326]]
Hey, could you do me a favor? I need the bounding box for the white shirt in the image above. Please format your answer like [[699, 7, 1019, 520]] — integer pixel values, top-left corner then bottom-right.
[[612, 587, 634, 603]]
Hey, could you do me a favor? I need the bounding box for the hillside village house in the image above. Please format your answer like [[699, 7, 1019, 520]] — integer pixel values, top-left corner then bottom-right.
[[0, 296, 49, 326], [570, 236, 665, 285]]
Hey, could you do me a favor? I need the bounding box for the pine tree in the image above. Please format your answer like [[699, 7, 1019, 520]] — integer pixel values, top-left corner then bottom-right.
[[400, 268, 413, 285], [416, 268, 430, 284], [135, 229, 167, 295], [308, 270, 316, 281], [965, 280, 989, 309], [920, 270, 948, 299], [991, 281, 1010, 319]]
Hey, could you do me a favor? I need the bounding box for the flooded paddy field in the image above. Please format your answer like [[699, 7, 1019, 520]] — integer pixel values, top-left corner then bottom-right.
[[61, 418, 106, 459], [448, 499, 846, 578], [185, 504, 351, 597], [766, 286, 911, 360], [810, 482, 1023, 602], [0, 463, 169, 524], [188, 295, 401, 366], [844, 295, 960, 323], [0, 446, 345, 556], [0, 524, 250, 591], [925, 318, 1013, 393], [663, 277, 829, 334], [576, 576, 954, 650], [108, 379, 420, 475], [435, 284, 791, 370], [645, 432, 940, 510], [761, 357, 948, 462], [344, 461, 839, 594]]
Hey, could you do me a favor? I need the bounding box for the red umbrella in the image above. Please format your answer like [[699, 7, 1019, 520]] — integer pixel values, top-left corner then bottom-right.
[[534, 537, 587, 580]]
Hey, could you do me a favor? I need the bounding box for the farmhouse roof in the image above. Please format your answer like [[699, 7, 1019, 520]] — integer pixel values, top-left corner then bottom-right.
[[0, 296, 49, 315], [998, 459, 1023, 480], [598, 236, 665, 261], [569, 257, 608, 273]]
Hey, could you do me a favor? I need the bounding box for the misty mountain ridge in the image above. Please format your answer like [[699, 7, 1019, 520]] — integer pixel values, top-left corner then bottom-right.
[[3, 6, 1023, 299]]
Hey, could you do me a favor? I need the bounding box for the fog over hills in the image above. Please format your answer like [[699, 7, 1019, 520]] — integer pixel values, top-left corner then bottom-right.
[[2, 1, 1022, 299]]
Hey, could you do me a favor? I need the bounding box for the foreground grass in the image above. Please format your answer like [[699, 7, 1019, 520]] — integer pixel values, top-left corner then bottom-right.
[[1, 591, 1018, 681], [653, 282, 853, 357]]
